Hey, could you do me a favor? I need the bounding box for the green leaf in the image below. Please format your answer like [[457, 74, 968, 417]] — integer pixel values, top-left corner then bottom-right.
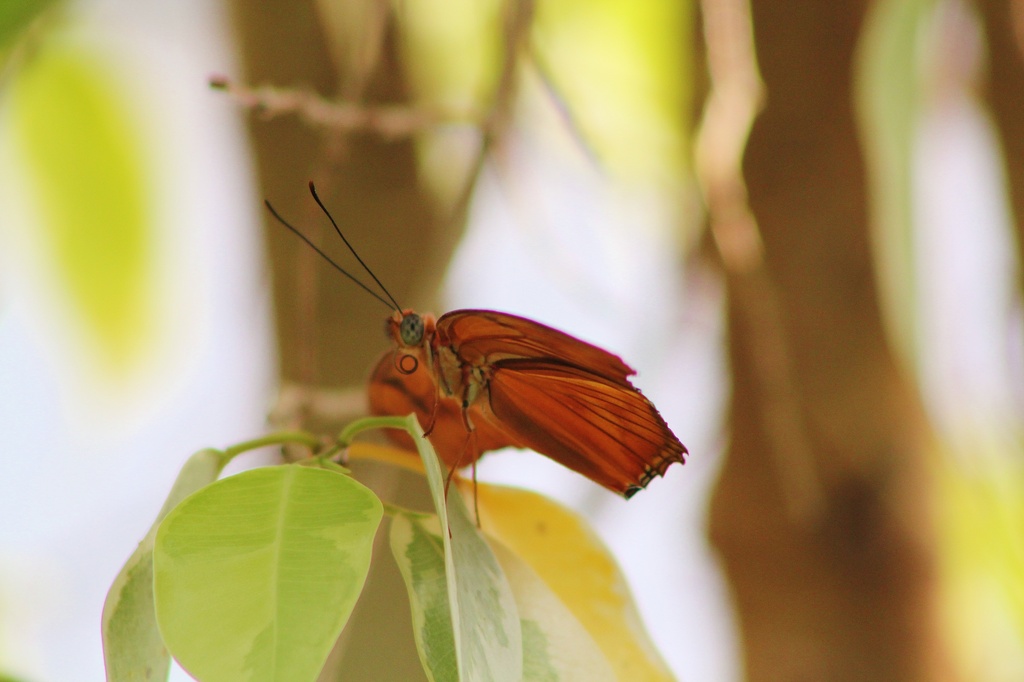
[[11, 39, 153, 371], [102, 448, 226, 682], [388, 416, 618, 682], [153, 465, 383, 682], [399, 415, 522, 682], [476, 484, 675, 679], [0, 0, 57, 50], [0, 673, 35, 682], [390, 513, 459, 682]]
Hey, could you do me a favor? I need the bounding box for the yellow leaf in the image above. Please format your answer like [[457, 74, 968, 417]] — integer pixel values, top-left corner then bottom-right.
[[489, 537, 616, 682], [477, 484, 675, 681], [347, 440, 427, 474]]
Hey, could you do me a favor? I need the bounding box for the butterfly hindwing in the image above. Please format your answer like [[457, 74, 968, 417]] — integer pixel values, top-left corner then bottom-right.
[[485, 359, 686, 496]]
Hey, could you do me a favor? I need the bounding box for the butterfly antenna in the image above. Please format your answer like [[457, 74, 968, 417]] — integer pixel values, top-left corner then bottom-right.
[[307, 181, 404, 312], [263, 199, 395, 311]]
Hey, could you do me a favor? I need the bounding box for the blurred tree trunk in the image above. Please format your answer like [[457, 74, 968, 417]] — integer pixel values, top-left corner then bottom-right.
[[977, 0, 1024, 284], [227, 1, 449, 680], [708, 1, 953, 680], [229, 0, 445, 392]]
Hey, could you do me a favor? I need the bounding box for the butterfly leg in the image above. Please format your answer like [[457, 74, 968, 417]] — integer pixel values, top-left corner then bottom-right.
[[441, 378, 483, 517], [454, 387, 484, 525], [470, 456, 481, 528], [442, 433, 473, 497], [440, 431, 482, 526], [422, 385, 441, 438], [443, 462, 458, 497]]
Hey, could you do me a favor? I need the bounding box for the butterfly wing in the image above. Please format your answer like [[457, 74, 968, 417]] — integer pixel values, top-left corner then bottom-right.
[[485, 359, 687, 497], [367, 349, 524, 468], [436, 310, 635, 385]]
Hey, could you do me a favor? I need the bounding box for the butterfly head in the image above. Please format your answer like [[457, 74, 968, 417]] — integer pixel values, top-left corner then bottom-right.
[[386, 309, 438, 348], [386, 310, 436, 376]]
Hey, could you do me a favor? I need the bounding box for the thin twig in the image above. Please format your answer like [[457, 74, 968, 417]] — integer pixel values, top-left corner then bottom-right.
[[210, 76, 478, 138], [525, 39, 604, 169]]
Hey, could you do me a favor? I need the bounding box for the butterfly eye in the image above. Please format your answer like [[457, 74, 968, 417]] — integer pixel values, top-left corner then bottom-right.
[[399, 313, 424, 346]]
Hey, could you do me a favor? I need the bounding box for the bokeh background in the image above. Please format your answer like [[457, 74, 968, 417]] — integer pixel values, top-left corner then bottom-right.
[[0, 0, 1022, 680]]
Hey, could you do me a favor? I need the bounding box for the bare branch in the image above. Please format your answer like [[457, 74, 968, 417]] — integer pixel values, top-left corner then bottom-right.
[[210, 76, 478, 139]]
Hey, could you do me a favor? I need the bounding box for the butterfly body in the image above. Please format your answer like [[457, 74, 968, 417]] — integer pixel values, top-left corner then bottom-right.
[[371, 308, 687, 498]]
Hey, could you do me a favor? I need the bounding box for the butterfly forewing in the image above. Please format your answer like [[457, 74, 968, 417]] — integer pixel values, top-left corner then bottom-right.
[[436, 310, 635, 384]]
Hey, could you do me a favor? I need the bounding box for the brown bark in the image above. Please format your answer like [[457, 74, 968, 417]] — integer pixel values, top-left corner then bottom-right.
[[977, 0, 1024, 286], [707, 1, 951, 680], [229, 0, 444, 392]]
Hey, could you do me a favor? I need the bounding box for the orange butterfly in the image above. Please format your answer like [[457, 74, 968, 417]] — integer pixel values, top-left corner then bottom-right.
[[368, 309, 686, 497], [267, 183, 687, 497]]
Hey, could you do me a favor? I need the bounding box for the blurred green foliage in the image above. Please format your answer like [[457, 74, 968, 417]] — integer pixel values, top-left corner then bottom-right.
[[11, 38, 154, 372]]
